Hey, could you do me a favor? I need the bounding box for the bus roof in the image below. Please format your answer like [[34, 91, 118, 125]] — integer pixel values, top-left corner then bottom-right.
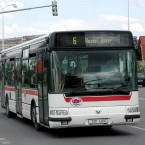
[[0, 30, 133, 54], [1, 34, 48, 54]]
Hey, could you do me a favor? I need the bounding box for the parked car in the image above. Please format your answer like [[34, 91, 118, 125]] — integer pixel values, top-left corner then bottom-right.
[[137, 73, 145, 87]]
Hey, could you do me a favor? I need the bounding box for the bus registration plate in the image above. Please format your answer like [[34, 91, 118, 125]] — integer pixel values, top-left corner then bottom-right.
[[88, 118, 108, 125]]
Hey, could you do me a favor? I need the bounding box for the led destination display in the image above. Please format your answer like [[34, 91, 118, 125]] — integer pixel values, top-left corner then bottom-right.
[[54, 31, 133, 48]]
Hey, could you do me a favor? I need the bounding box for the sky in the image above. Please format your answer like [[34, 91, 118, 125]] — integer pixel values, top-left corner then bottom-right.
[[0, 0, 145, 39]]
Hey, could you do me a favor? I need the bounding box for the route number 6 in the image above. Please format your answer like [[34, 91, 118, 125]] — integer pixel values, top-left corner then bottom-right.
[[73, 37, 77, 45]]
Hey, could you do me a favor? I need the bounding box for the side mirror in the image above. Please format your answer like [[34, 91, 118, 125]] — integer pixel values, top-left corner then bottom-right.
[[136, 46, 142, 61]]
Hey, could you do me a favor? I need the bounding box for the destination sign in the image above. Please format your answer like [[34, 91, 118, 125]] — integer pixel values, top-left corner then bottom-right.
[[54, 31, 133, 48]]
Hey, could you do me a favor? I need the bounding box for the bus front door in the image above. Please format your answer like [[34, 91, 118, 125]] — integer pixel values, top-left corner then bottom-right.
[[1, 62, 5, 107], [37, 52, 49, 125], [0, 63, 2, 106], [15, 58, 22, 115]]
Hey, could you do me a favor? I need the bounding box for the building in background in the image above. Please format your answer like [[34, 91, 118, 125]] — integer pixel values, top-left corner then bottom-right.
[[0, 34, 44, 51], [137, 36, 145, 64]]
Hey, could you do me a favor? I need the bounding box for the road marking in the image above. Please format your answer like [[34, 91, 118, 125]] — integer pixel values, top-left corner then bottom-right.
[[2, 141, 11, 144], [0, 138, 6, 141], [131, 126, 145, 131], [0, 138, 11, 144], [139, 98, 145, 101]]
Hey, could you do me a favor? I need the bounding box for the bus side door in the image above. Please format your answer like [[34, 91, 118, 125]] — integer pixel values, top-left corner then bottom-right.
[[37, 51, 49, 125], [0, 62, 5, 107], [15, 58, 22, 115]]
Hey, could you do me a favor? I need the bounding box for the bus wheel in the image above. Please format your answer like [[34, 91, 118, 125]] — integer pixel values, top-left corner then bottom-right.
[[31, 104, 41, 131], [103, 125, 112, 130], [6, 99, 13, 118]]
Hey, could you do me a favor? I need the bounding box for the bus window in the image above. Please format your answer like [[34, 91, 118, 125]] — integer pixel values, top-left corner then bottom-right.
[[5, 60, 15, 86], [9, 61, 15, 86], [29, 58, 37, 88], [22, 59, 30, 88], [5, 60, 9, 86]]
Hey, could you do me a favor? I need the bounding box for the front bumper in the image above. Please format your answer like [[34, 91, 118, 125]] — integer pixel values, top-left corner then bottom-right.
[[124, 114, 140, 119], [49, 117, 72, 122], [49, 106, 140, 128]]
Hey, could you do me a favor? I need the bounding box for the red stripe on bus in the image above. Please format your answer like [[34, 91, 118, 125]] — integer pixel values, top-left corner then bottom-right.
[[22, 89, 38, 96], [63, 92, 132, 102], [4, 87, 38, 96], [5, 87, 15, 91]]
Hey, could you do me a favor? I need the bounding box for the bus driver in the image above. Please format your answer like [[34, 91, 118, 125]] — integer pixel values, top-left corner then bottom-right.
[[100, 57, 118, 72]]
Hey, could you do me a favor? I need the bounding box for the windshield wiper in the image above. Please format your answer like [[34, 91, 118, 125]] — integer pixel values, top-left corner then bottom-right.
[[65, 81, 131, 97], [65, 79, 102, 97], [95, 84, 131, 93], [65, 87, 87, 97], [86, 84, 131, 94], [84, 79, 105, 84]]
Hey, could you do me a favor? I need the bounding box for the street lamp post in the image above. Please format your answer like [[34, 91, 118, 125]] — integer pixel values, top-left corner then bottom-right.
[[0, 4, 17, 50], [128, 0, 130, 31], [0, 1, 58, 50]]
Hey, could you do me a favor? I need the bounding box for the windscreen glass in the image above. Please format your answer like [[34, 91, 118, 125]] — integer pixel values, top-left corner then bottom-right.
[[50, 50, 137, 95]]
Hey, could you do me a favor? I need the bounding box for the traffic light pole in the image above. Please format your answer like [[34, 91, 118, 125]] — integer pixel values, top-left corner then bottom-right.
[[0, 5, 52, 14]]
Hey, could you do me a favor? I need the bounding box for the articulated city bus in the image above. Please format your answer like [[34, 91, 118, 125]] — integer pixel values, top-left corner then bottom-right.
[[0, 31, 140, 130]]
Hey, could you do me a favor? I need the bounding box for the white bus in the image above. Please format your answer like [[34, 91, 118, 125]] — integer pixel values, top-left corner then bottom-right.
[[0, 31, 140, 130]]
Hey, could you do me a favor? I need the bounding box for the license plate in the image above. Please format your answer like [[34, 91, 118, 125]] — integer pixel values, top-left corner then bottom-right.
[[88, 118, 108, 125]]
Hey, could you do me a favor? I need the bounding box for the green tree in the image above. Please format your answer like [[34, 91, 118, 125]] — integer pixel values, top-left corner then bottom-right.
[[137, 61, 145, 74]]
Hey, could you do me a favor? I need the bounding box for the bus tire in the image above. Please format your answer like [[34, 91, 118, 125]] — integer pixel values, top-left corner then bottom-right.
[[103, 125, 112, 130], [6, 98, 13, 118], [31, 103, 41, 131]]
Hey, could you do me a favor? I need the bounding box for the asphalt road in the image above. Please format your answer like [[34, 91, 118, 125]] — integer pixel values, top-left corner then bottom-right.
[[0, 87, 145, 145]]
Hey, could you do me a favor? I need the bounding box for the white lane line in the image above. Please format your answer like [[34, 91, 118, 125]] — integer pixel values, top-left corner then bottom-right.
[[0, 138, 11, 144], [0, 138, 6, 141], [139, 98, 145, 101], [131, 126, 145, 131], [2, 141, 11, 145]]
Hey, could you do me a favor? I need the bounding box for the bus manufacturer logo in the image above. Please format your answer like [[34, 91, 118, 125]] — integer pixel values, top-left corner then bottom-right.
[[96, 110, 101, 114], [70, 97, 83, 107]]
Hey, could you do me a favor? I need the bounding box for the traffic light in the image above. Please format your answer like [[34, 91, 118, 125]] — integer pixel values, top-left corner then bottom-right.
[[52, 0, 58, 16]]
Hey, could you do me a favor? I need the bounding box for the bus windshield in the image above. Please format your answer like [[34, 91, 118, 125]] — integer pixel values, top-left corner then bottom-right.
[[50, 50, 137, 95]]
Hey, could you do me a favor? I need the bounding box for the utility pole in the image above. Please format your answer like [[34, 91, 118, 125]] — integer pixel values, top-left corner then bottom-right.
[[128, 0, 130, 30], [0, 1, 58, 50]]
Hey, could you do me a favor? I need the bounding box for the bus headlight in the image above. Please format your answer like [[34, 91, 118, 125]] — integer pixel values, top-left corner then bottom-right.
[[127, 107, 139, 113], [50, 110, 68, 116]]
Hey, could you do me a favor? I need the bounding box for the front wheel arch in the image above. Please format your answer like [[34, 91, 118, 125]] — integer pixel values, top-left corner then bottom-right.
[[31, 99, 36, 120], [5, 95, 13, 118], [31, 101, 41, 131]]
